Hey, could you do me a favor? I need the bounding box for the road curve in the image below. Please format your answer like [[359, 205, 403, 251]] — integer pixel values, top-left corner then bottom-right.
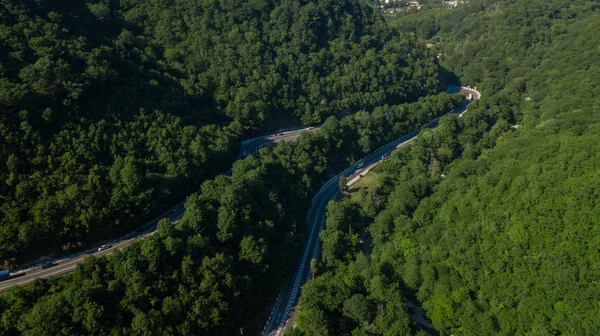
[[238, 127, 320, 160], [0, 128, 318, 292], [262, 87, 481, 336], [0, 88, 480, 295]]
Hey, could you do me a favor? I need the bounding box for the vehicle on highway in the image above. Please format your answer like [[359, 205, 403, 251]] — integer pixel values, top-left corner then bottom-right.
[[98, 244, 111, 252], [357, 161, 365, 168], [41, 262, 55, 269], [1, 124, 325, 292], [0, 269, 9, 280], [381, 153, 390, 160]]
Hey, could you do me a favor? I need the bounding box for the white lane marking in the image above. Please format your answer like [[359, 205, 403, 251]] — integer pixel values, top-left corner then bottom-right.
[[273, 185, 338, 336]]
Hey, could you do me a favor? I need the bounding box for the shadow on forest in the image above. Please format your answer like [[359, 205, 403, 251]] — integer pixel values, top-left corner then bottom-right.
[[440, 64, 461, 88]]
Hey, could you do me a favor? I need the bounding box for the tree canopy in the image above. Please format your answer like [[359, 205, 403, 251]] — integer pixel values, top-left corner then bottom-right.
[[295, 1, 600, 335], [0, 0, 443, 264]]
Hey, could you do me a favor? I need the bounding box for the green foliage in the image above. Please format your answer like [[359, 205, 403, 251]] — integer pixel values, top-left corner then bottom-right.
[[0, 89, 461, 335], [298, 1, 600, 335], [0, 0, 443, 263], [343, 294, 372, 325], [296, 251, 415, 335]]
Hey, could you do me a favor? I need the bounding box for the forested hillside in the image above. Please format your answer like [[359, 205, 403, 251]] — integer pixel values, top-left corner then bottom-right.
[[0, 0, 462, 333], [294, 0, 600, 335], [0, 92, 461, 334], [0, 0, 441, 264]]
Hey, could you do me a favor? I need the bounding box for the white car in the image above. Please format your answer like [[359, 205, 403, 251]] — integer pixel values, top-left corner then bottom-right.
[[357, 161, 365, 168], [98, 244, 111, 252]]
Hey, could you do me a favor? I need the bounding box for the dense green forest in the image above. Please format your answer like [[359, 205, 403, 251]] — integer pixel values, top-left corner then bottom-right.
[[0, 91, 461, 334], [5, 0, 599, 335], [0, 0, 466, 333], [0, 0, 442, 264], [294, 0, 600, 335]]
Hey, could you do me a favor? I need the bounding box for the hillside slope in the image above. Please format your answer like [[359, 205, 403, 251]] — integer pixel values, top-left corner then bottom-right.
[[0, 0, 441, 264], [294, 1, 600, 335]]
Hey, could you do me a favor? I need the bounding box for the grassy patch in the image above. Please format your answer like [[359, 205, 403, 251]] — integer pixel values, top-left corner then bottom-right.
[[348, 170, 381, 201]]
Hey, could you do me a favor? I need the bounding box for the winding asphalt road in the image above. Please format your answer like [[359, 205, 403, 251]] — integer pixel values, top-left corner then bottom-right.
[[0, 127, 318, 292], [0, 87, 480, 301], [239, 127, 319, 159], [262, 86, 481, 336]]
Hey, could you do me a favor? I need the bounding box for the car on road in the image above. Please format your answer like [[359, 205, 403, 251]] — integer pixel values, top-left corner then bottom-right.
[[98, 244, 111, 251], [381, 153, 390, 160], [357, 161, 365, 168], [41, 262, 55, 269]]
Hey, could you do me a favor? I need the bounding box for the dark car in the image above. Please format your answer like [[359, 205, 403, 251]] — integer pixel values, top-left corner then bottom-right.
[[41, 262, 55, 269]]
